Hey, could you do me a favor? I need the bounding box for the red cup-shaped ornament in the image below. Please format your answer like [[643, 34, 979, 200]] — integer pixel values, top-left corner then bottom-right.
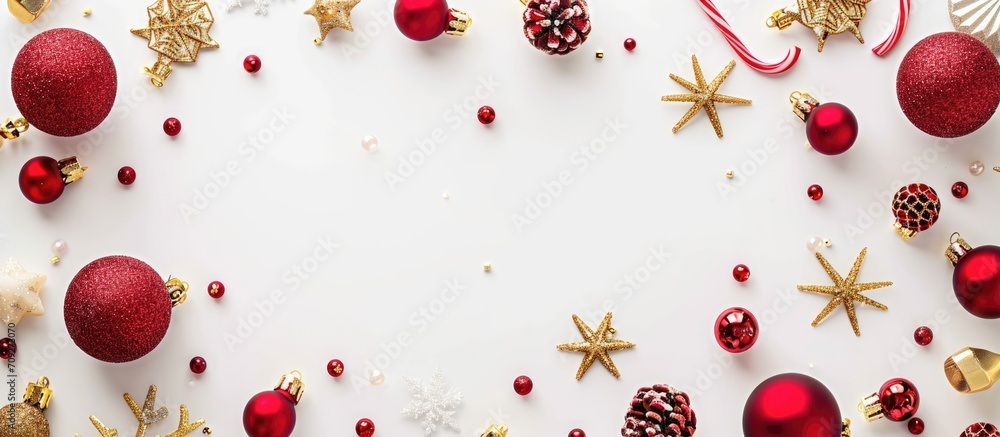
[[394, 0, 471, 41], [744, 373, 845, 437], [715, 307, 759, 353], [244, 371, 304, 437], [859, 378, 919, 422], [892, 183, 940, 241], [947, 234, 1000, 319]]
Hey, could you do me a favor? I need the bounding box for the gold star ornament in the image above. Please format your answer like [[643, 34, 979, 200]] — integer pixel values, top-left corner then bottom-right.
[[0, 257, 45, 325], [305, 0, 361, 42], [766, 0, 871, 52], [131, 0, 219, 87], [797, 247, 892, 336], [557, 312, 635, 380], [661, 55, 751, 139]]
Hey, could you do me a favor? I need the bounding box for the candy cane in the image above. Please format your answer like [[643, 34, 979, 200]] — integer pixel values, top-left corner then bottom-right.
[[872, 0, 910, 56], [697, 0, 801, 74]]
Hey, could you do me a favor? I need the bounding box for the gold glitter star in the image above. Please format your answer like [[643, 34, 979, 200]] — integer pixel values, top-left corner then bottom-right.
[[797, 247, 892, 337], [0, 257, 45, 325], [767, 0, 870, 52], [661, 55, 751, 139], [557, 312, 635, 380], [131, 0, 219, 87], [304, 0, 361, 42]]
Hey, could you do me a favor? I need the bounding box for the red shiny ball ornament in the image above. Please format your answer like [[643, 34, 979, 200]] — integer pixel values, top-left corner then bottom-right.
[[163, 117, 182, 136], [897, 32, 1000, 138], [908, 418, 925, 435], [805, 103, 858, 155], [962, 423, 1000, 437], [715, 307, 759, 353], [11, 28, 117, 137], [877, 378, 919, 422], [117, 166, 136, 185], [64, 256, 173, 363], [952, 181, 969, 199], [327, 359, 345, 377], [569, 429, 586, 437], [0, 338, 16, 360], [355, 418, 375, 437], [807, 184, 824, 201], [951, 241, 1000, 318], [913, 326, 933, 346], [733, 264, 750, 282], [743, 373, 842, 437], [244, 55, 262, 73], [244, 390, 297, 437], [478, 106, 496, 124], [19, 156, 65, 204], [513, 375, 533, 395], [394, 0, 463, 41], [190, 356, 207, 374], [624, 38, 637, 51], [208, 281, 225, 299]]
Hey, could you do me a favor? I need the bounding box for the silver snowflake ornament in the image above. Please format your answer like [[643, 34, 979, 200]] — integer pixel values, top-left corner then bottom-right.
[[401, 369, 463, 436], [225, 0, 270, 15]]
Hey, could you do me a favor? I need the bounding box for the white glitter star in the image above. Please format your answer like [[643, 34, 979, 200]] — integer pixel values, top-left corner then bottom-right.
[[225, 0, 270, 15], [0, 258, 45, 325], [401, 369, 463, 436]]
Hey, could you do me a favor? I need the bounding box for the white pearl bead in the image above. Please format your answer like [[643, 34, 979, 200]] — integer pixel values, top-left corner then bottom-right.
[[367, 368, 385, 386], [806, 236, 823, 252], [51, 239, 67, 255], [971, 161, 985, 176], [362, 135, 378, 152]]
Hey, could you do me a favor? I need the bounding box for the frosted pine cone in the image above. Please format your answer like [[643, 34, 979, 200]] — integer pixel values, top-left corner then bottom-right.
[[622, 384, 696, 437], [523, 0, 591, 55]]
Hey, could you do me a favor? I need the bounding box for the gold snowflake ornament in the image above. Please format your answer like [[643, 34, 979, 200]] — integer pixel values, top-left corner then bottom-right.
[[131, 0, 220, 87], [797, 248, 892, 337], [767, 0, 871, 52], [305, 0, 361, 42], [557, 312, 635, 380], [661, 55, 751, 139]]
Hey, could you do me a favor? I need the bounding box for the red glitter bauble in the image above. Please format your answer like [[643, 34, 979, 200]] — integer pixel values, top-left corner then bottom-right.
[[11, 28, 117, 137], [962, 423, 1000, 437], [117, 166, 136, 185], [19, 156, 65, 204], [896, 32, 1000, 138], [356, 418, 375, 437], [513, 375, 533, 395], [878, 378, 919, 422], [244, 390, 297, 437], [908, 418, 924, 435], [743, 373, 842, 437], [806, 103, 857, 155], [952, 244, 1000, 318], [913, 326, 933, 346], [64, 256, 172, 363], [394, 0, 450, 41], [715, 307, 759, 353], [163, 117, 182, 136]]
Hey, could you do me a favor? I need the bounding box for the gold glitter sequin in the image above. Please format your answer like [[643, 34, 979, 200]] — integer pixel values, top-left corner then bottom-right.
[[304, 0, 361, 42], [0, 258, 46, 325], [661, 56, 751, 139], [131, 0, 219, 87], [797, 248, 892, 337], [557, 312, 635, 380]]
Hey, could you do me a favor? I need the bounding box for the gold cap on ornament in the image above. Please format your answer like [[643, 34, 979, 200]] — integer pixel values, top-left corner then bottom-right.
[[766, 8, 795, 30], [445, 8, 471, 36], [841, 419, 851, 437], [276, 370, 305, 404], [481, 424, 508, 437], [57, 157, 87, 185], [165, 277, 189, 307], [8, 0, 50, 22], [857, 393, 884, 422], [24, 377, 52, 411], [945, 232, 973, 266], [944, 346, 1000, 393], [789, 91, 820, 122]]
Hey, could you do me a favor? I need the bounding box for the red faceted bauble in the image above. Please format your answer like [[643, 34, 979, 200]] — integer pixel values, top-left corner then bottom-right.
[[64, 256, 172, 363], [805, 103, 857, 155], [394, 0, 450, 41], [953, 245, 1000, 318], [963, 423, 1000, 437], [743, 373, 842, 437], [19, 157, 65, 204], [715, 307, 759, 353], [897, 32, 1000, 138], [356, 418, 375, 437], [878, 378, 919, 422], [243, 390, 297, 437], [11, 28, 117, 137]]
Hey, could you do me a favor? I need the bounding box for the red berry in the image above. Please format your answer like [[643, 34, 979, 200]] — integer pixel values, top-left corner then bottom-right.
[[207, 281, 225, 298], [0, 338, 16, 360], [513, 375, 533, 395], [356, 418, 375, 437], [477, 106, 496, 125], [623, 38, 636, 51], [569, 429, 586, 437], [327, 359, 345, 377], [243, 55, 262, 73], [913, 326, 933, 346], [952, 181, 969, 198], [807, 184, 824, 201], [189, 356, 207, 374], [907, 417, 924, 435], [163, 117, 182, 136], [117, 166, 136, 185], [733, 264, 750, 283]]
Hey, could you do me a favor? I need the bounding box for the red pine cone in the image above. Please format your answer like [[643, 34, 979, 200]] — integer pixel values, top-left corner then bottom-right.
[[892, 183, 940, 232], [622, 384, 697, 437], [523, 0, 591, 55]]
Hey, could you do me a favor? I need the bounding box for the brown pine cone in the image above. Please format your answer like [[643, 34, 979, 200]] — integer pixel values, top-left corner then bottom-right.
[[621, 384, 697, 437], [522, 0, 591, 55]]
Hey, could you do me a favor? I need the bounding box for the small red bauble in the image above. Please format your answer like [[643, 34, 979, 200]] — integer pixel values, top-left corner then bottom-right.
[[952, 181, 969, 198], [790, 92, 857, 155], [892, 183, 940, 241], [478, 106, 496, 124], [807, 184, 824, 201], [908, 417, 924, 435], [244, 372, 304, 437], [743, 373, 842, 437], [244, 55, 262, 73], [860, 378, 919, 422], [19, 156, 86, 204], [523, 0, 591, 55], [355, 418, 375, 437], [733, 264, 750, 282], [11, 28, 117, 137], [0, 338, 16, 360], [962, 423, 1000, 437], [394, 0, 471, 41], [569, 429, 586, 437], [913, 326, 933, 346], [327, 359, 345, 377], [190, 356, 207, 374], [513, 375, 533, 395], [208, 281, 225, 298], [163, 117, 182, 136], [117, 166, 136, 185], [947, 234, 1000, 319], [897, 32, 1000, 138], [715, 307, 759, 353], [624, 38, 636, 51]]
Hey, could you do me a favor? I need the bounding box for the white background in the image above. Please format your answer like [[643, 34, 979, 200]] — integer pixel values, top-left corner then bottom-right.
[[1, 0, 999, 435]]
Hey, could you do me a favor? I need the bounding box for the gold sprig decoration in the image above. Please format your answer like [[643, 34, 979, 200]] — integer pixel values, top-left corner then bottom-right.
[[86, 385, 205, 437], [797, 247, 892, 336], [661, 55, 751, 139], [766, 0, 871, 52], [557, 312, 635, 380], [131, 0, 220, 87]]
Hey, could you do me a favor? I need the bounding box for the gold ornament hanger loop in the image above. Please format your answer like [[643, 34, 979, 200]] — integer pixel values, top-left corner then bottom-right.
[[165, 277, 189, 307]]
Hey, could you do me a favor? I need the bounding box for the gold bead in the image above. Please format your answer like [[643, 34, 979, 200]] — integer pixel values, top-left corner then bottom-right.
[[823, 238, 832, 247], [83, 7, 91, 15], [483, 263, 491, 273], [50, 256, 60, 265], [313, 38, 322, 45], [595, 50, 604, 59], [203, 427, 212, 434], [725, 170, 734, 178]]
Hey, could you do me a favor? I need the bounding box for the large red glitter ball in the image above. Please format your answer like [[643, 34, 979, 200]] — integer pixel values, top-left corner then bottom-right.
[[962, 423, 1000, 437], [64, 256, 172, 363], [896, 32, 1000, 138], [743, 373, 842, 437], [11, 28, 117, 137], [878, 378, 919, 422], [715, 307, 759, 353], [244, 390, 297, 437], [953, 245, 1000, 318], [394, 0, 450, 41]]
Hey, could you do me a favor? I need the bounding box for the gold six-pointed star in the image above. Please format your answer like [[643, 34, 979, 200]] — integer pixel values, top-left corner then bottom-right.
[[767, 0, 871, 52], [661, 55, 751, 139], [557, 312, 635, 380], [797, 247, 892, 337], [305, 0, 361, 42], [0, 257, 45, 325]]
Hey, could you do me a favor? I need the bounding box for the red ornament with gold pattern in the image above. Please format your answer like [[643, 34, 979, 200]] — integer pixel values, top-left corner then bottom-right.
[[962, 423, 1000, 437], [946, 233, 1000, 319], [891, 183, 940, 241], [858, 378, 919, 422], [394, 0, 470, 41], [244, 371, 305, 437]]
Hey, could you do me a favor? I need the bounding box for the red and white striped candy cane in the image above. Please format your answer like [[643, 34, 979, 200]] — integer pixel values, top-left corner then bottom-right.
[[697, 0, 801, 74], [872, 0, 910, 56]]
